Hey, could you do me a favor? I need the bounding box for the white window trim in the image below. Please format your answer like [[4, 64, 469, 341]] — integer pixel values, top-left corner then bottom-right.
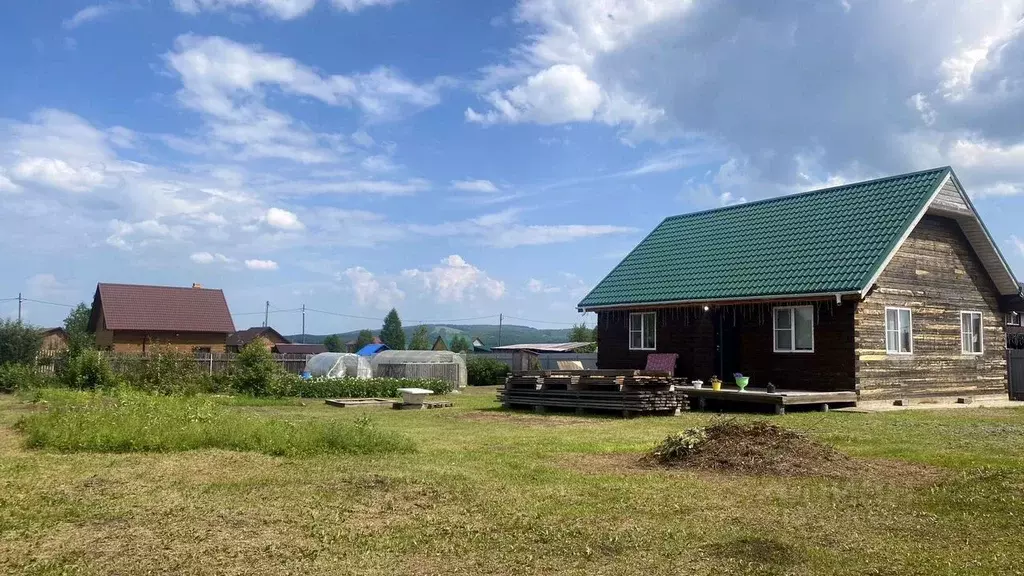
[[960, 311, 984, 356], [772, 305, 815, 354], [884, 307, 914, 355], [1007, 312, 1021, 327], [628, 311, 657, 351]]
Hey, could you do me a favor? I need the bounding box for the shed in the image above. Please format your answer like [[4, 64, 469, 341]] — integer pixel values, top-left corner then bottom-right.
[[370, 350, 467, 389], [357, 343, 389, 356]]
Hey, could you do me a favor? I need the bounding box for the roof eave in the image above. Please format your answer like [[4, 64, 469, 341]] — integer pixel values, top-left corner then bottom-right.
[[577, 289, 863, 312]]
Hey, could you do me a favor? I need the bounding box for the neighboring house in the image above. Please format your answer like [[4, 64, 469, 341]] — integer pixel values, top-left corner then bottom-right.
[[472, 337, 490, 352], [226, 327, 290, 353], [431, 336, 449, 351], [1006, 284, 1024, 338], [87, 283, 236, 353], [578, 167, 1023, 401], [345, 340, 358, 353], [274, 343, 327, 355], [357, 343, 389, 356], [40, 327, 68, 351]]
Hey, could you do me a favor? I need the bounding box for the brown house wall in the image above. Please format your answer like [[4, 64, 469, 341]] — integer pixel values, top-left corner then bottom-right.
[[104, 331, 229, 353], [596, 303, 856, 391], [855, 215, 1007, 400]]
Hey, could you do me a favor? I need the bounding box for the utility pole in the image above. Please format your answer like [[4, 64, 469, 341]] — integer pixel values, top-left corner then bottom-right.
[[497, 313, 503, 347], [263, 301, 270, 328], [17, 293, 22, 323], [301, 304, 306, 344]]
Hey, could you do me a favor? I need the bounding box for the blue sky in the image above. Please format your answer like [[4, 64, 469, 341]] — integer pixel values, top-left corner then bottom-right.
[[1, 0, 1023, 335]]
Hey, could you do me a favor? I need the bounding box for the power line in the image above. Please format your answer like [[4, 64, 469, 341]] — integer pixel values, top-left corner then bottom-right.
[[22, 298, 75, 308], [503, 315, 583, 326]]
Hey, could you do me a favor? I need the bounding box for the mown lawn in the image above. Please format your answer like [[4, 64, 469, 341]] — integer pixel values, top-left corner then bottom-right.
[[2, 387, 1024, 575]]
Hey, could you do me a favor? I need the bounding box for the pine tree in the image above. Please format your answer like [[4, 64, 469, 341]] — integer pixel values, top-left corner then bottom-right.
[[408, 325, 430, 350], [380, 309, 405, 350]]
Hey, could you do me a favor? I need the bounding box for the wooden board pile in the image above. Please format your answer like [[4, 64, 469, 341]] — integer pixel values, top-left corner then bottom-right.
[[498, 370, 688, 416]]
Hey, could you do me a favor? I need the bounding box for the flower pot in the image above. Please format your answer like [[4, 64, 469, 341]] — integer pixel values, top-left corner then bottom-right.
[[711, 380, 722, 391], [691, 380, 703, 389], [735, 376, 750, 392]]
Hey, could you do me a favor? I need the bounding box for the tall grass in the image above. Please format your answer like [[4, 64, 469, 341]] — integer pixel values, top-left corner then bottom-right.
[[17, 389, 415, 457]]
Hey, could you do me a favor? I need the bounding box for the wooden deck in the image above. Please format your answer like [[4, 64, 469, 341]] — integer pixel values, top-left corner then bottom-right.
[[684, 386, 857, 415]]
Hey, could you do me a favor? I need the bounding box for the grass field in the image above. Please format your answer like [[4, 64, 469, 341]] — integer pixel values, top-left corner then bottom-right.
[[2, 387, 1024, 575]]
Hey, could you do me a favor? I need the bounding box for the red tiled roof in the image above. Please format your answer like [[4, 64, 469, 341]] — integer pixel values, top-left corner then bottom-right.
[[89, 283, 236, 333]]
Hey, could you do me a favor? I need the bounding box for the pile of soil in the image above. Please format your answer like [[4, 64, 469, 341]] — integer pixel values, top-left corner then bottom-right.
[[647, 420, 851, 477]]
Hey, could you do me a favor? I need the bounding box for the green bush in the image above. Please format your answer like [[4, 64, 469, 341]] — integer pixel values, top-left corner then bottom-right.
[[61, 350, 119, 390], [231, 341, 287, 396], [650, 427, 709, 463], [0, 320, 43, 366], [466, 357, 511, 387], [0, 364, 57, 393], [119, 346, 211, 395], [17, 389, 415, 456], [289, 377, 453, 399]]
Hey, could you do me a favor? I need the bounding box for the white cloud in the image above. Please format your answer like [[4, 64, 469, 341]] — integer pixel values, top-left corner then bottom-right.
[[343, 266, 405, 309], [0, 170, 20, 193], [527, 278, 559, 294], [245, 258, 279, 271], [467, 64, 603, 125], [172, 0, 400, 19], [1012, 235, 1024, 258], [190, 251, 233, 264], [11, 157, 107, 192], [63, 3, 122, 29], [410, 208, 635, 248], [402, 255, 506, 302], [265, 207, 304, 230], [451, 179, 500, 193]]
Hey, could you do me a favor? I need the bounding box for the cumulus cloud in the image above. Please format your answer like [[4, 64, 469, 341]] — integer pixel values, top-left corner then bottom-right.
[[10, 157, 107, 192], [343, 266, 405, 309], [245, 258, 279, 271], [190, 251, 233, 264], [172, 0, 401, 19], [165, 35, 444, 164], [472, 0, 1024, 197], [265, 207, 304, 231], [451, 179, 500, 193], [402, 255, 506, 302]]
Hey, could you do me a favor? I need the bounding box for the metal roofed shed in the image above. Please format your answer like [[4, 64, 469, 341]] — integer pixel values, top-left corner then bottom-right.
[[490, 342, 595, 353], [305, 353, 372, 379], [370, 350, 468, 389], [357, 343, 389, 356]]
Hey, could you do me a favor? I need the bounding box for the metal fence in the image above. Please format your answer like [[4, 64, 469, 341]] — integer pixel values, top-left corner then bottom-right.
[[472, 352, 598, 370], [1010, 349, 1024, 401]]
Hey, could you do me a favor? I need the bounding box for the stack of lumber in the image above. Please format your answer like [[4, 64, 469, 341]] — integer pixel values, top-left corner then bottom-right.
[[498, 370, 688, 416]]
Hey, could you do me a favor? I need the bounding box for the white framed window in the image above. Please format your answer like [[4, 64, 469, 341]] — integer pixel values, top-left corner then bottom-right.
[[629, 312, 656, 350], [961, 312, 984, 355], [884, 307, 913, 354], [773, 306, 814, 353], [1007, 312, 1021, 327]]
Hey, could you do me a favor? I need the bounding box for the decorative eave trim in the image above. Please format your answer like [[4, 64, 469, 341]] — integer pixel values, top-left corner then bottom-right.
[[577, 290, 862, 313]]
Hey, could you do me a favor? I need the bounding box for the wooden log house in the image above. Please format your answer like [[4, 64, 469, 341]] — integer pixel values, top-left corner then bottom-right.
[[578, 167, 1023, 401]]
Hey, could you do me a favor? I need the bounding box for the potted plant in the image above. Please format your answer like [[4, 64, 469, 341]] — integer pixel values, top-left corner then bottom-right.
[[734, 373, 750, 392], [691, 379, 704, 389], [710, 376, 722, 391]]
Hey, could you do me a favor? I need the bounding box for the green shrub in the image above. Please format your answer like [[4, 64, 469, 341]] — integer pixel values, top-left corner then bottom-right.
[[650, 427, 709, 463], [119, 346, 210, 395], [18, 389, 415, 456], [0, 320, 43, 366], [466, 357, 511, 387], [0, 364, 57, 393], [61, 350, 119, 390], [231, 341, 285, 396], [289, 377, 453, 398]]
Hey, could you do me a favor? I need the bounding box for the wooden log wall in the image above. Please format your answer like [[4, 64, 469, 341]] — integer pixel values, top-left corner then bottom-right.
[[855, 215, 1007, 400]]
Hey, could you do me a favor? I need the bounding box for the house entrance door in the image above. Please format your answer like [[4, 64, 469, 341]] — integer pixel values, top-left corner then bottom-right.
[[714, 310, 741, 380]]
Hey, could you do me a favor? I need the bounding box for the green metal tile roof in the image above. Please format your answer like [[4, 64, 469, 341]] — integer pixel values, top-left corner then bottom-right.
[[578, 167, 951, 309]]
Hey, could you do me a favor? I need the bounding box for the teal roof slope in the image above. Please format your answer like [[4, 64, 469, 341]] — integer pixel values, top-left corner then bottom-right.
[[578, 167, 951, 309]]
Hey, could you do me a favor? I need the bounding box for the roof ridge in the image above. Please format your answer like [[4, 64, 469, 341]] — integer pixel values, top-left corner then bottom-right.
[[98, 282, 224, 292], [664, 166, 950, 222]]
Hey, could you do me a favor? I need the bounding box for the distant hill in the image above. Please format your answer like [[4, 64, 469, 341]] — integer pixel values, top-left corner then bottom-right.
[[287, 324, 574, 348]]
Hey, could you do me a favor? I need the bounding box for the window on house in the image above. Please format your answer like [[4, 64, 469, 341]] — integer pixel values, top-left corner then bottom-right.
[[773, 306, 814, 353], [884, 307, 913, 354], [1007, 312, 1022, 327], [961, 312, 983, 355], [629, 312, 656, 350]]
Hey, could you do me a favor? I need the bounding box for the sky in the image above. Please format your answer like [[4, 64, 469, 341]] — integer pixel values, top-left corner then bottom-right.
[[1, 0, 1023, 335]]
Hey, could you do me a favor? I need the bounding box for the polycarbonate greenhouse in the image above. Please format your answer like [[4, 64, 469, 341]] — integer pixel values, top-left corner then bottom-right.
[[304, 353, 372, 379], [370, 350, 468, 389]]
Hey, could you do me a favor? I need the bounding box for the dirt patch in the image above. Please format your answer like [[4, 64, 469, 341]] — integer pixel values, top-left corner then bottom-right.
[[646, 420, 853, 477]]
